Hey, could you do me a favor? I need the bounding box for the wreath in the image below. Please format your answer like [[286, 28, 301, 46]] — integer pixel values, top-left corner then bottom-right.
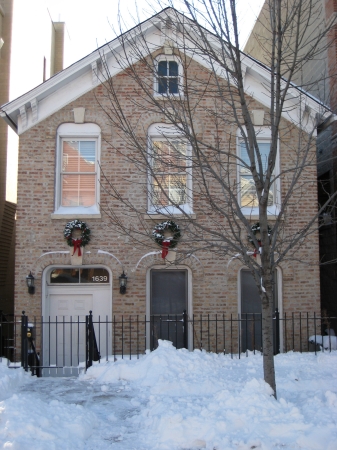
[[64, 220, 91, 256], [248, 222, 272, 246], [152, 220, 181, 258]]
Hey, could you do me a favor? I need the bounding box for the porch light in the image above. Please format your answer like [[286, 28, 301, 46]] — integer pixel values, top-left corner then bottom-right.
[[119, 271, 128, 294], [26, 272, 35, 295]]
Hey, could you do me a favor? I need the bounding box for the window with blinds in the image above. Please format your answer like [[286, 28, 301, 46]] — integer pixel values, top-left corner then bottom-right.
[[53, 123, 101, 216], [61, 140, 96, 207]]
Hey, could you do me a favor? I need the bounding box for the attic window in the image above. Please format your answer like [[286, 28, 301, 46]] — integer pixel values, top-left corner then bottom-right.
[[158, 61, 178, 93], [155, 56, 182, 96]]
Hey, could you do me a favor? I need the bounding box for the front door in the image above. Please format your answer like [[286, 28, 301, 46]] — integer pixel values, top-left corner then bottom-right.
[[241, 269, 278, 353], [150, 269, 187, 349], [47, 293, 93, 369], [43, 266, 112, 375]]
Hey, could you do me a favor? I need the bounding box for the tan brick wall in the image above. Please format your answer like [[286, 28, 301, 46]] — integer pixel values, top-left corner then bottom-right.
[[14, 55, 321, 337]]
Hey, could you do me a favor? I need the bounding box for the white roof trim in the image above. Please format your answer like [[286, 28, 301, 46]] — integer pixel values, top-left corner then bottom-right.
[[0, 8, 332, 135]]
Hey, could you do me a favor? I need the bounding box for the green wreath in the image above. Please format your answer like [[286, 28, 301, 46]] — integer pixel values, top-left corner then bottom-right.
[[64, 219, 91, 248], [248, 222, 272, 245], [152, 220, 181, 249]]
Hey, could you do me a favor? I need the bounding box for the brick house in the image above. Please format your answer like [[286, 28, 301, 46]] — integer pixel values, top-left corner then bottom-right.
[[0, 8, 332, 369]]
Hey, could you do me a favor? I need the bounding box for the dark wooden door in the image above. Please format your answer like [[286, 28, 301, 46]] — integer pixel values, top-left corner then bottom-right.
[[241, 269, 278, 353], [150, 269, 187, 349]]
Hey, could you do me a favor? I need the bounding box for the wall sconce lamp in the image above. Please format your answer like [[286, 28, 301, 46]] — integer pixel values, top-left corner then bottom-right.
[[26, 272, 35, 294], [119, 271, 128, 294]]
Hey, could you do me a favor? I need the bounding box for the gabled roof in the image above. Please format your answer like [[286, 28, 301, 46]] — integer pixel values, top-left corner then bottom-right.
[[0, 7, 332, 135]]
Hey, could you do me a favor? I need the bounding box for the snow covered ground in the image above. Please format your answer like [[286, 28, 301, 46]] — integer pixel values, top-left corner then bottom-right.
[[0, 341, 336, 450]]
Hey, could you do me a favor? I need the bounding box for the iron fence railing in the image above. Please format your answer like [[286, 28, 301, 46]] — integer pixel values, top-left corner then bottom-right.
[[0, 310, 336, 377]]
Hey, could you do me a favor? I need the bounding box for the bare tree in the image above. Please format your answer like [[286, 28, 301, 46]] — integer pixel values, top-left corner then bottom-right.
[[95, 0, 337, 398]]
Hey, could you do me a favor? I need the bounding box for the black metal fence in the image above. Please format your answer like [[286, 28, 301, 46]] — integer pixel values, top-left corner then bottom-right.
[[0, 310, 336, 377]]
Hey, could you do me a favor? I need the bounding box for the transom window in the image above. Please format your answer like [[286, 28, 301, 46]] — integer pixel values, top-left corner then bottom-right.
[[49, 267, 110, 284]]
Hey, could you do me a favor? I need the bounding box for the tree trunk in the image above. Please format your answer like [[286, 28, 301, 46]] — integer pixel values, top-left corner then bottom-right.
[[261, 291, 277, 398], [259, 207, 277, 398]]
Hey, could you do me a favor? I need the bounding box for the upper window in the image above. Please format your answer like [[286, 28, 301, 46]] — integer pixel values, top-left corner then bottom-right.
[[54, 123, 101, 216], [239, 141, 274, 207], [237, 128, 280, 215], [148, 124, 192, 214], [154, 56, 182, 96]]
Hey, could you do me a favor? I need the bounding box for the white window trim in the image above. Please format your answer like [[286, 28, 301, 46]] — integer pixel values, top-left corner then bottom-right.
[[153, 55, 184, 98], [236, 127, 281, 217], [53, 123, 101, 217], [147, 123, 193, 215]]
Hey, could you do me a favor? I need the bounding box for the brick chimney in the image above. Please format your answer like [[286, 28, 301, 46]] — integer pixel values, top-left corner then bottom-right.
[[50, 22, 65, 76]]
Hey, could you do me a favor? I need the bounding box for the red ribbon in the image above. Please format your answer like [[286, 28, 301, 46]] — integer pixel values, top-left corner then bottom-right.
[[161, 240, 171, 259], [253, 241, 262, 258], [72, 238, 83, 256]]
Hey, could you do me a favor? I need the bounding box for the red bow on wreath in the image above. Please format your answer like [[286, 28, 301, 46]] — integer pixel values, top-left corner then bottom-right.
[[253, 241, 262, 258], [161, 240, 171, 259], [72, 238, 83, 256]]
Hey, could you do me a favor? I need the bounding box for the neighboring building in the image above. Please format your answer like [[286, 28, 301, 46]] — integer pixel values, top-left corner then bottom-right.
[[0, 8, 330, 370], [0, 0, 15, 315], [0, 0, 65, 318], [245, 0, 337, 317]]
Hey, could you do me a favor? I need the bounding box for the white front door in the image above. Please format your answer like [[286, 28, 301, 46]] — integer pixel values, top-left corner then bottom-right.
[[43, 266, 112, 374]]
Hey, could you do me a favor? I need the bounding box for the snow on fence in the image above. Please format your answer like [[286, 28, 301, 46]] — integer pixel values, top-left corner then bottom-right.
[[0, 310, 336, 377]]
